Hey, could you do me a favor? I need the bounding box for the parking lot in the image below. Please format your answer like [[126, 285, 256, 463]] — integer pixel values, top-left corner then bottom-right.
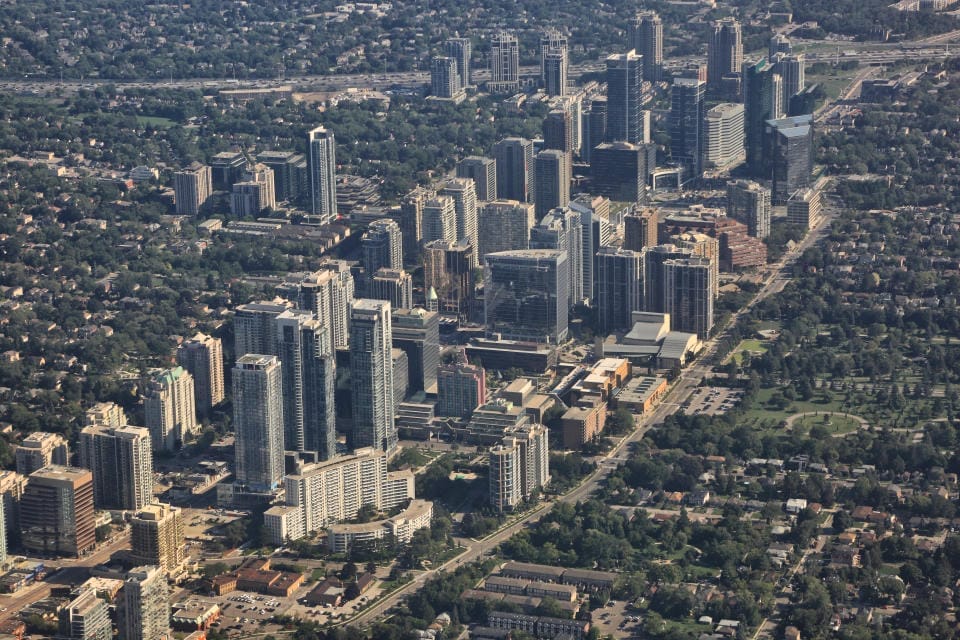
[[208, 590, 295, 636], [682, 387, 744, 416], [590, 599, 642, 636]]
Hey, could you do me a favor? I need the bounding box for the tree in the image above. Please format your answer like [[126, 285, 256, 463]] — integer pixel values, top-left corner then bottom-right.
[[345, 582, 362, 601], [341, 562, 358, 581]]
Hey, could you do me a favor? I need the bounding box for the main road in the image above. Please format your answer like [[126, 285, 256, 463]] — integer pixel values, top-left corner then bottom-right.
[[348, 198, 836, 628]]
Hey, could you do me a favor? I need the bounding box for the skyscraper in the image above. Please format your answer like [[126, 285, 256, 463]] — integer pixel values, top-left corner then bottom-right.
[[457, 157, 497, 202], [258, 150, 306, 202], [437, 357, 486, 418], [59, 589, 113, 640], [392, 307, 440, 394], [493, 137, 534, 203], [664, 257, 715, 340], [370, 268, 414, 310], [643, 244, 693, 313], [530, 207, 584, 306], [708, 18, 743, 91], [628, 11, 663, 83], [489, 32, 520, 94], [20, 465, 96, 557], [233, 355, 285, 492], [15, 432, 69, 476], [399, 186, 432, 263], [209, 151, 246, 190], [774, 53, 805, 105], [430, 56, 463, 100], [421, 195, 457, 244], [445, 37, 472, 87], [350, 300, 397, 454], [570, 195, 612, 303], [727, 179, 771, 239], [422, 239, 476, 319], [233, 300, 292, 357], [605, 51, 644, 144], [176, 332, 225, 419], [539, 29, 568, 84], [130, 503, 185, 576], [440, 178, 479, 265], [581, 97, 607, 164], [362, 218, 404, 275], [78, 425, 153, 511], [543, 50, 568, 97], [670, 77, 706, 179], [743, 59, 780, 176], [703, 103, 745, 169], [143, 367, 197, 452], [307, 126, 338, 223], [484, 250, 569, 344], [590, 142, 649, 203], [275, 310, 336, 458], [765, 114, 814, 204], [230, 163, 276, 216], [623, 207, 659, 251], [120, 566, 171, 640], [489, 424, 550, 512], [595, 246, 644, 333], [173, 162, 211, 215], [478, 200, 534, 259], [770, 33, 792, 58], [534, 150, 570, 219]]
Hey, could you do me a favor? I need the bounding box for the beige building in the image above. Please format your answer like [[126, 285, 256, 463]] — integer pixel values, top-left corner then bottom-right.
[[15, 432, 70, 476], [130, 503, 185, 576], [78, 424, 154, 511], [176, 333, 225, 418], [143, 367, 198, 452]]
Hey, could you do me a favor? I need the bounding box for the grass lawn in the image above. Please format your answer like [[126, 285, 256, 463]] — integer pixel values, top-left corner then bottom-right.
[[726, 338, 770, 364], [743, 387, 846, 426], [137, 115, 177, 128], [789, 413, 863, 436]]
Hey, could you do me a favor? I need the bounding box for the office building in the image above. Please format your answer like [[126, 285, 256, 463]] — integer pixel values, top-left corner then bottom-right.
[[120, 565, 171, 640], [489, 32, 520, 94], [534, 150, 570, 219], [440, 178, 479, 264], [727, 180, 771, 239], [628, 11, 663, 82], [489, 424, 550, 512], [431, 56, 464, 100], [775, 53, 805, 104], [437, 359, 486, 418], [362, 218, 403, 275], [398, 186, 432, 263], [570, 195, 612, 302], [262, 448, 415, 544], [209, 151, 247, 190], [530, 207, 584, 306], [623, 207, 659, 251], [350, 300, 397, 454], [707, 18, 743, 91], [392, 348, 409, 408], [234, 299, 292, 357], [144, 367, 197, 453], [765, 114, 814, 204], [176, 332, 225, 418], [78, 425, 153, 511], [445, 37, 472, 87], [173, 162, 212, 215], [130, 503, 185, 576], [370, 268, 414, 310], [674, 232, 719, 297], [605, 51, 644, 144], [233, 355, 285, 492], [258, 150, 306, 202], [230, 163, 276, 216], [543, 50, 568, 97], [484, 250, 569, 344], [664, 258, 715, 340], [479, 200, 535, 259], [539, 29, 568, 85], [743, 59, 781, 176], [457, 156, 497, 202], [422, 239, 475, 319], [703, 103, 745, 169], [670, 77, 706, 178], [581, 98, 607, 164], [494, 137, 534, 203], [275, 310, 336, 458], [787, 186, 823, 229], [543, 109, 575, 156], [307, 126, 338, 223], [591, 142, 649, 203], [644, 244, 694, 313], [20, 465, 96, 557], [421, 195, 457, 244], [392, 307, 440, 394], [15, 432, 69, 476], [59, 589, 113, 640], [595, 247, 644, 333]]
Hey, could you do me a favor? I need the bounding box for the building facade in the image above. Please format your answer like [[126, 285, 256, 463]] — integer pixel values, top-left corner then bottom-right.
[[176, 332, 225, 418], [350, 300, 398, 454], [232, 355, 285, 492]]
